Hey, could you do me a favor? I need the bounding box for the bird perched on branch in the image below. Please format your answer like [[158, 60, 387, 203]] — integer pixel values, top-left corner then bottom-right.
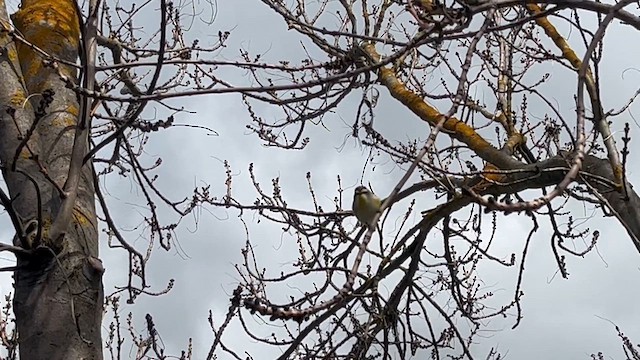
[[352, 186, 382, 229]]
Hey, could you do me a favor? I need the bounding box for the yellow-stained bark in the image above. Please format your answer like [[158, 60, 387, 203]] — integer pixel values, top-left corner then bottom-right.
[[475, 133, 526, 191], [527, 3, 624, 185], [11, 0, 82, 192], [11, 0, 79, 90], [3, 1, 103, 358], [526, 4, 586, 71], [362, 43, 522, 170]]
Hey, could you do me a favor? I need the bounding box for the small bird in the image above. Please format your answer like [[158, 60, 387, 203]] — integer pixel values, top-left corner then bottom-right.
[[352, 186, 382, 229]]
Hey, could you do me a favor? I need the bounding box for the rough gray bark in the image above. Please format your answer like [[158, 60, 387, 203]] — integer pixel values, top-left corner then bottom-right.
[[583, 155, 640, 252], [0, 0, 638, 359], [0, 1, 104, 359], [482, 153, 640, 253]]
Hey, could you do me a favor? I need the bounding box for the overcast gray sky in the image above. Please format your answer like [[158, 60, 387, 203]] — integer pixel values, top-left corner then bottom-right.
[[1, 0, 640, 359]]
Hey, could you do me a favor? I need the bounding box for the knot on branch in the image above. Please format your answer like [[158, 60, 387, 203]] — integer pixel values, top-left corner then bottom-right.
[[407, 0, 472, 31], [83, 256, 105, 283], [242, 297, 308, 323], [34, 89, 55, 120], [133, 115, 174, 132], [14, 246, 56, 285], [326, 43, 378, 73]]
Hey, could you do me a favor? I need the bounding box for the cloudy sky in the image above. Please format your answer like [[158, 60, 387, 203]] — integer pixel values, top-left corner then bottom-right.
[[1, 0, 640, 359]]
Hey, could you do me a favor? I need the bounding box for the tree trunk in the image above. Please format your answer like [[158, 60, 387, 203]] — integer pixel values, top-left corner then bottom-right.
[[0, 0, 104, 358]]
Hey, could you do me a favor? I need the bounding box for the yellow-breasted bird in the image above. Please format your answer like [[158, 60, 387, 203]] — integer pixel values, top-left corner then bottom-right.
[[352, 186, 382, 229]]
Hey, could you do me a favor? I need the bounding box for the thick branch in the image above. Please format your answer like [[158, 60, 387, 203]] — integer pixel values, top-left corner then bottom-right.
[[481, 153, 640, 253], [361, 43, 523, 170]]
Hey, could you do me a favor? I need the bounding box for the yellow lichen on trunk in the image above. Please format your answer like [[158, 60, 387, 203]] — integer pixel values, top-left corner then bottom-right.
[[11, 0, 79, 91]]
